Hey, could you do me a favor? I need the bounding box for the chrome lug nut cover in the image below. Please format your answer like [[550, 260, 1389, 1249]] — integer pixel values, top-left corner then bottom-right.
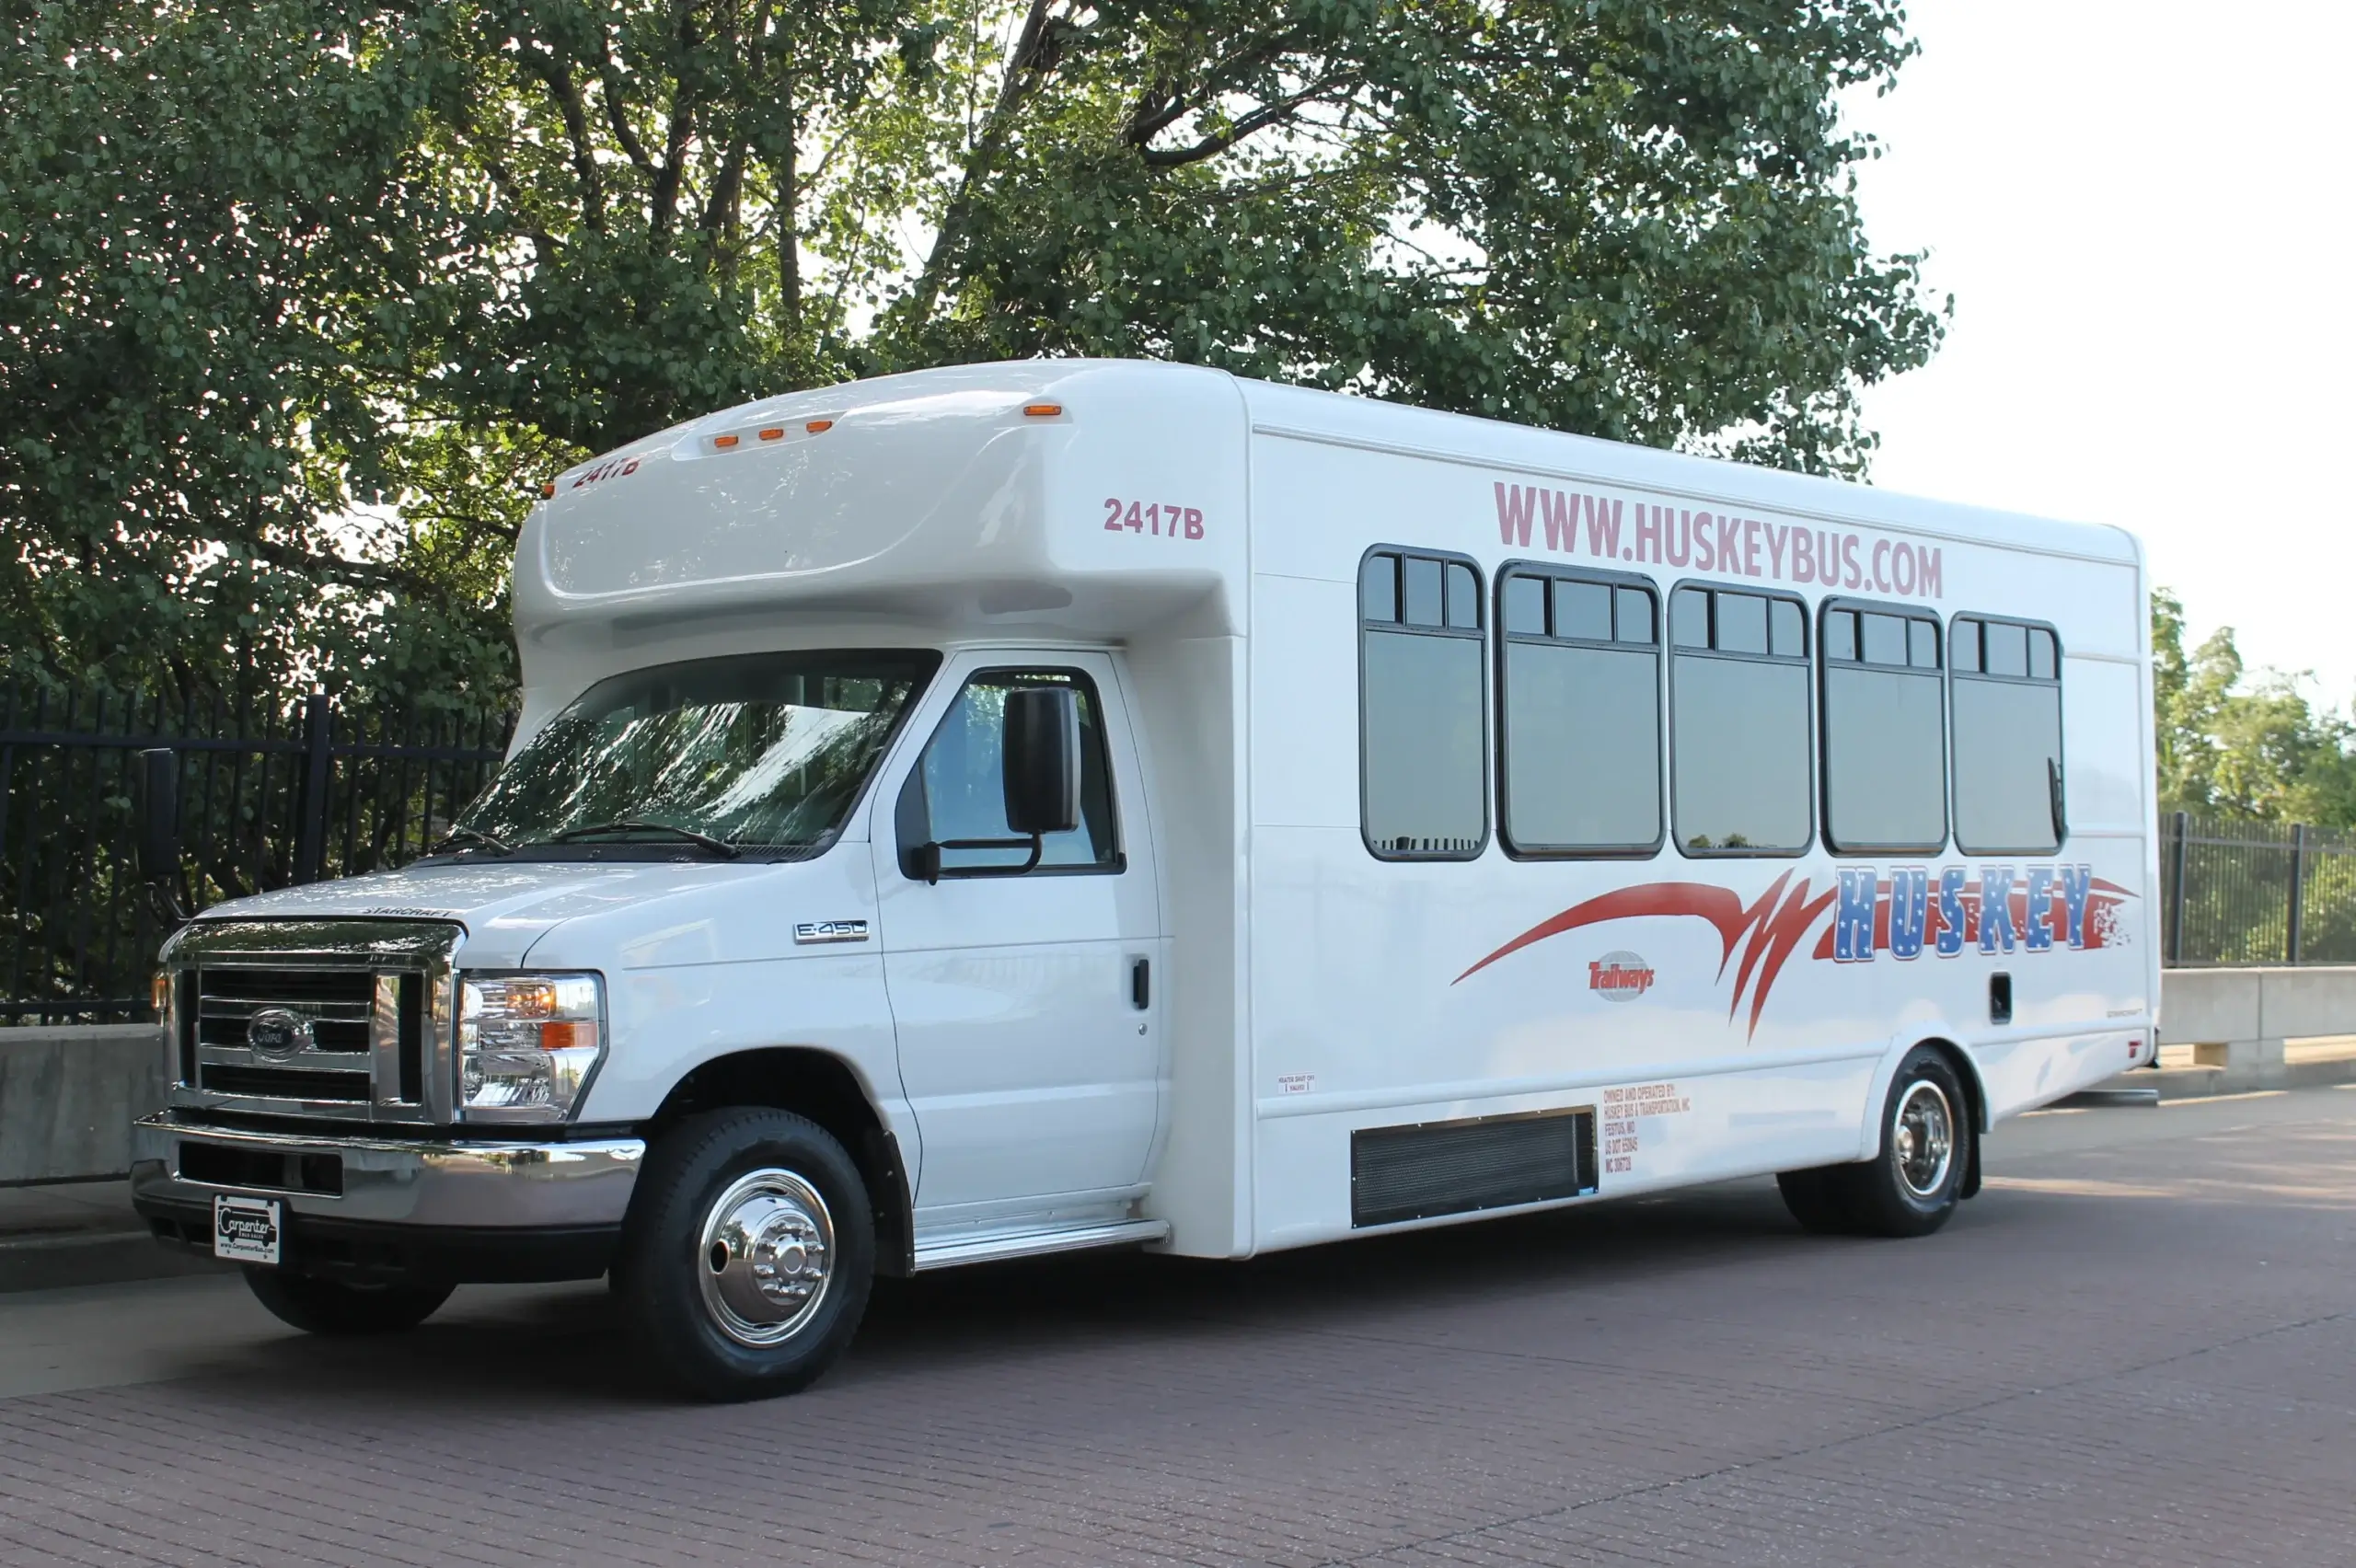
[[1893, 1079, 1955, 1199], [698, 1169, 835, 1346]]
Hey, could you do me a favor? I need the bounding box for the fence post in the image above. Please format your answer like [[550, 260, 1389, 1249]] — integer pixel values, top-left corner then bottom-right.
[[2286, 822, 2308, 965], [293, 692, 332, 884], [2165, 810, 2189, 966]]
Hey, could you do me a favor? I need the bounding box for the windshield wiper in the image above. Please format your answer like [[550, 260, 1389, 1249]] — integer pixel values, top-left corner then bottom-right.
[[432, 824, 514, 857], [545, 819, 743, 859]]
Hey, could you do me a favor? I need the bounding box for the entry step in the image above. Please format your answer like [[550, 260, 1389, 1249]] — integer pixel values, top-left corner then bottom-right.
[[912, 1217, 1168, 1272]]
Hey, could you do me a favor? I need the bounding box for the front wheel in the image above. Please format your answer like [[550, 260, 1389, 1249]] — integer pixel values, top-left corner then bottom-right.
[[244, 1268, 453, 1335], [614, 1108, 874, 1401]]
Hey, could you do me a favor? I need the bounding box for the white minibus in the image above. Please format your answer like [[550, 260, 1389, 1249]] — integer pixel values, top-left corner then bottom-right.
[[132, 360, 2158, 1398]]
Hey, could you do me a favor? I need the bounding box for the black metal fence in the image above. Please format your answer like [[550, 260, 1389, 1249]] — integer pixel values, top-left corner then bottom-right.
[[0, 684, 510, 1024], [2160, 811, 2356, 967]]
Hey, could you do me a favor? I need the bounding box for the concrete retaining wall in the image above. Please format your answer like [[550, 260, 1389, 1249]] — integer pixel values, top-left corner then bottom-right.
[[0, 1026, 167, 1185], [2158, 966, 2356, 1093]]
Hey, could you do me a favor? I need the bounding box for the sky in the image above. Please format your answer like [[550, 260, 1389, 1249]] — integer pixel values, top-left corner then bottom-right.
[[1842, 0, 2354, 709]]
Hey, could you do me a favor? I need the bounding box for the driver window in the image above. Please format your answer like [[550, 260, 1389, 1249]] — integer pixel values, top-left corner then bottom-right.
[[897, 670, 1120, 876]]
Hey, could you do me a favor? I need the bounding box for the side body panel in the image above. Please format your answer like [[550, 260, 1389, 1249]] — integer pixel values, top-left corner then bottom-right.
[[1242, 421, 2154, 1253]]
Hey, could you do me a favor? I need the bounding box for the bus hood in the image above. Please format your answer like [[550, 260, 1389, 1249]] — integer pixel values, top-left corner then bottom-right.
[[181, 859, 773, 968]]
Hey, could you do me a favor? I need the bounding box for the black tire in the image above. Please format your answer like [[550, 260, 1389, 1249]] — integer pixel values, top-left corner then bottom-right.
[[1775, 1167, 1859, 1235], [614, 1108, 874, 1401], [1841, 1046, 1971, 1237], [1778, 1048, 1972, 1239], [244, 1268, 453, 1335]]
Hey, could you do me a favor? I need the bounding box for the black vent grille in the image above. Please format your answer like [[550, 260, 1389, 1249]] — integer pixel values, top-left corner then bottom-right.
[[1351, 1108, 1596, 1228]]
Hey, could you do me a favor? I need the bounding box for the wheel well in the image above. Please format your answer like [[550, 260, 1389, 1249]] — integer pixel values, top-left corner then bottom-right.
[[1913, 1036, 1987, 1199], [649, 1048, 914, 1276]]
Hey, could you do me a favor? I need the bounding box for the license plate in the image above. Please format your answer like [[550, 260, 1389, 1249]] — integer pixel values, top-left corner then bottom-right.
[[213, 1193, 282, 1264]]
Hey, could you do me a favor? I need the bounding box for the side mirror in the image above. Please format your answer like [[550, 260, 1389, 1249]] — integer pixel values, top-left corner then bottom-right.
[[1001, 686, 1080, 837], [135, 747, 179, 885]]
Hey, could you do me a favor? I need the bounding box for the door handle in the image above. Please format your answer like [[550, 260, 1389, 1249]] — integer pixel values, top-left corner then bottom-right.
[[1131, 957, 1150, 1010]]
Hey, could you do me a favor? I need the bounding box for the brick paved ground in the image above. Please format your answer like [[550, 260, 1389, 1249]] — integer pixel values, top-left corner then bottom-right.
[[2, 1090, 2351, 1567]]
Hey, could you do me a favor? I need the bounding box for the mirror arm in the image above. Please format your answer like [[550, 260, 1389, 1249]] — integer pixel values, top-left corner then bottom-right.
[[918, 835, 1045, 883]]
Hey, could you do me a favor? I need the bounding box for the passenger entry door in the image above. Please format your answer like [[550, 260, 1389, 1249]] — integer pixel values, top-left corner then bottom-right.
[[872, 653, 1162, 1220]]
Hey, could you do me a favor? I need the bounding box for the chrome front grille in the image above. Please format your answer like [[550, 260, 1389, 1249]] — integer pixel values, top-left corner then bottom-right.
[[197, 966, 377, 1101], [162, 919, 462, 1124]]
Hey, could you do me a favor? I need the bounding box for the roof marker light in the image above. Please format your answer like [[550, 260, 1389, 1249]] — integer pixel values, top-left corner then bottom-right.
[[712, 433, 740, 449], [1023, 403, 1063, 418], [541, 483, 555, 499], [757, 427, 784, 442], [805, 420, 834, 434]]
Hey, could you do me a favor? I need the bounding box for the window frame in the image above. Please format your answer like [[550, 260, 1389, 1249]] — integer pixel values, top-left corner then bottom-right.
[[1666, 579, 1817, 859], [894, 664, 1126, 881], [1817, 595, 1951, 858], [1492, 561, 1666, 860], [1357, 544, 1492, 862], [1946, 611, 2069, 856]]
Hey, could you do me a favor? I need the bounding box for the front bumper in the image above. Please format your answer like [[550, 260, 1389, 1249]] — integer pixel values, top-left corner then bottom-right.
[[131, 1112, 643, 1284]]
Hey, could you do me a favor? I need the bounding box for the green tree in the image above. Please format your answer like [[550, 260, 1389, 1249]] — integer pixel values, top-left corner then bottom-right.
[[5, 0, 1949, 707], [2153, 587, 2356, 827], [0, 0, 525, 709]]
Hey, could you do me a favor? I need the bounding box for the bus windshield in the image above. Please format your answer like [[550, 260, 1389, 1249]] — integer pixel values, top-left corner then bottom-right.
[[455, 651, 939, 855]]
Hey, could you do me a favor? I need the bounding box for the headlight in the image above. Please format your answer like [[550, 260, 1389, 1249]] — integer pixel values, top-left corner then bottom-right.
[[457, 973, 606, 1123]]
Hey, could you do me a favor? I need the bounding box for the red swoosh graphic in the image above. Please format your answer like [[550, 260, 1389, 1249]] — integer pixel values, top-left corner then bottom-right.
[[1453, 878, 1837, 1037]]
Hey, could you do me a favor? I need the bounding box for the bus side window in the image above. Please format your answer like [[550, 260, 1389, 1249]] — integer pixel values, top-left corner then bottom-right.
[[1360, 548, 1487, 859], [1950, 615, 2065, 854], [1820, 604, 1947, 854], [1495, 565, 1662, 856], [1669, 585, 1813, 856]]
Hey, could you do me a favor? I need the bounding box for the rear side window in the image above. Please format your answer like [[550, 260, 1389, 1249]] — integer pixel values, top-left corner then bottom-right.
[[1361, 548, 1487, 859], [1820, 604, 1946, 854], [1949, 616, 2064, 853], [1669, 584, 1812, 855], [1496, 565, 1661, 855]]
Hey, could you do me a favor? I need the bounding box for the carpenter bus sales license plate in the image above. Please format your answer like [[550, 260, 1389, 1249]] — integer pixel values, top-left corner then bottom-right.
[[213, 1193, 282, 1264]]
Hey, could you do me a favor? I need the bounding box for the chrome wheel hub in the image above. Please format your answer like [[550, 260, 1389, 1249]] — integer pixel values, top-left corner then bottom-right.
[[697, 1169, 835, 1347], [1892, 1079, 1955, 1199]]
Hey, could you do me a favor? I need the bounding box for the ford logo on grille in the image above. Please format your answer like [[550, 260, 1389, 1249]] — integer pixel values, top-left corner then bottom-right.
[[247, 1008, 315, 1062]]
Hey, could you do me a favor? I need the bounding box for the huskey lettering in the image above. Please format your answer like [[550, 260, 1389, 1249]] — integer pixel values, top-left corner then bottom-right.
[[1824, 863, 2122, 963]]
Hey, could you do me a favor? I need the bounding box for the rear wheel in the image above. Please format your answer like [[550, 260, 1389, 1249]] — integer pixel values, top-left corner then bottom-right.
[[614, 1108, 873, 1401], [1778, 1047, 1970, 1239], [244, 1268, 453, 1335]]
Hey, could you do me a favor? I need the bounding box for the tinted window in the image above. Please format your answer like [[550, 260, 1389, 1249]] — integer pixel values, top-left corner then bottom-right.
[[1362, 551, 1486, 858], [1821, 605, 1945, 853], [1950, 615, 2064, 853], [1504, 575, 1546, 635], [1716, 592, 1768, 654], [1403, 557, 1444, 627], [1671, 586, 1709, 648], [1671, 587, 1811, 853], [1497, 568, 1661, 854], [898, 671, 1118, 874], [1554, 579, 1611, 641]]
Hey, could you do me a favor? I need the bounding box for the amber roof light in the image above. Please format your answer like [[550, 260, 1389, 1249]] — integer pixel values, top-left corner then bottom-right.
[[1022, 403, 1063, 418]]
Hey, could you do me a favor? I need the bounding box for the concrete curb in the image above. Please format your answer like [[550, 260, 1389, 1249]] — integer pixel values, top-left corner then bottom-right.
[[2086, 1052, 2356, 1101]]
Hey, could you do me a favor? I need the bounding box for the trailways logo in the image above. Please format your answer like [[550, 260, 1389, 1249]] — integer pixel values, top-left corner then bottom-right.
[[1454, 867, 2133, 1038]]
